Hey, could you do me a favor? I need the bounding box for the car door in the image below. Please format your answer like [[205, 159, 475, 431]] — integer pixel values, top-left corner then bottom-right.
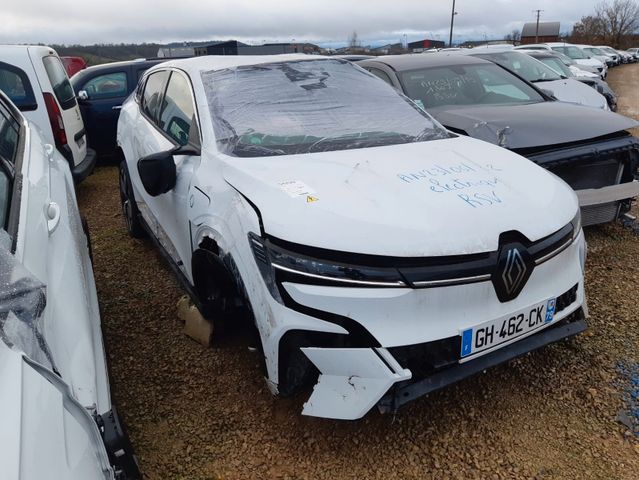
[[132, 69, 200, 280], [77, 69, 129, 154]]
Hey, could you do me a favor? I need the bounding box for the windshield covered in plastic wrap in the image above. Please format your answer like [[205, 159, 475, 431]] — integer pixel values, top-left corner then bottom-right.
[[201, 59, 451, 157], [0, 239, 54, 370]]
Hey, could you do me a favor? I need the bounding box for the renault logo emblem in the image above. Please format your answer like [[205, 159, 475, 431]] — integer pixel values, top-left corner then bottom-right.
[[492, 242, 534, 303], [502, 248, 527, 295]]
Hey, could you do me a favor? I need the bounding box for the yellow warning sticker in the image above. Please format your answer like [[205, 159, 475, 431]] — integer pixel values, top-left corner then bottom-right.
[[306, 195, 319, 203]]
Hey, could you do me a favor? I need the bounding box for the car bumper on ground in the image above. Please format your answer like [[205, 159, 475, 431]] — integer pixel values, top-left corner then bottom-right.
[[72, 147, 97, 184]]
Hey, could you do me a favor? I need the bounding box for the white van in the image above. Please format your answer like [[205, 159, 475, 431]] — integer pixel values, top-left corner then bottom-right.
[[0, 45, 95, 183]]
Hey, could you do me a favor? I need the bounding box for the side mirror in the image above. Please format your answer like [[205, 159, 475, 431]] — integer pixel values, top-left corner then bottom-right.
[[77, 90, 89, 102], [137, 150, 177, 196], [137, 145, 199, 197]]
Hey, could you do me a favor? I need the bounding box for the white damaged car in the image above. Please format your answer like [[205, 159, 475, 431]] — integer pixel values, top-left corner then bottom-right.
[[0, 91, 139, 478], [117, 55, 587, 420]]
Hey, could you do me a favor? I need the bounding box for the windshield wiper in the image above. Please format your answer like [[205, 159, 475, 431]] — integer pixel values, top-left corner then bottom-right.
[[530, 78, 560, 83]]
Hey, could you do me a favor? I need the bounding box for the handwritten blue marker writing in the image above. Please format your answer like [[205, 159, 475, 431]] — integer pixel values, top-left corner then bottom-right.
[[457, 191, 502, 208], [429, 177, 500, 193]]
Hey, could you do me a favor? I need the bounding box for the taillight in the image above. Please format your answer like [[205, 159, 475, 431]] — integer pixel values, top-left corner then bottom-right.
[[43, 92, 67, 147]]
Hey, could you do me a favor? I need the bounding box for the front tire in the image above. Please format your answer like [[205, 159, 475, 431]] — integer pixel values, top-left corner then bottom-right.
[[119, 162, 146, 239]]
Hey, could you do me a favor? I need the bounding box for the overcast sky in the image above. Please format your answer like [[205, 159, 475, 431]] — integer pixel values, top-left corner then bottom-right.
[[2, 0, 602, 46]]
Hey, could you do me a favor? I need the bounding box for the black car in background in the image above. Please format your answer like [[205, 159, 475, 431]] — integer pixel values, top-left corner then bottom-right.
[[358, 54, 639, 226], [71, 59, 165, 157]]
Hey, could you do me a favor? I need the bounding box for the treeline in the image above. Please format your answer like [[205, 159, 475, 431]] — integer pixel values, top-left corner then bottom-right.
[[51, 41, 218, 65], [570, 0, 639, 47]]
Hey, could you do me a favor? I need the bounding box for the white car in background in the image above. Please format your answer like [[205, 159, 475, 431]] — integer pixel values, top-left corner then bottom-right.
[[466, 49, 609, 110], [545, 43, 607, 78], [0, 91, 139, 479], [0, 45, 96, 183], [117, 54, 587, 420]]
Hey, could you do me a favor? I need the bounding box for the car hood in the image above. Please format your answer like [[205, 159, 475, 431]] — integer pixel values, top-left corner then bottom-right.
[[427, 101, 638, 150], [535, 78, 607, 109], [0, 341, 112, 480], [221, 135, 578, 256]]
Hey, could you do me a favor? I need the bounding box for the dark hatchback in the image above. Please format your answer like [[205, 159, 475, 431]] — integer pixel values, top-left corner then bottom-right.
[[71, 59, 166, 157], [358, 53, 639, 226]]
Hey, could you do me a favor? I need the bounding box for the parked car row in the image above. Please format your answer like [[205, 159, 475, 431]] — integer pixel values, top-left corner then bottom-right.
[[358, 52, 639, 227]]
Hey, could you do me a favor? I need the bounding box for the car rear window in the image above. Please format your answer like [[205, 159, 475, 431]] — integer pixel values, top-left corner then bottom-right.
[[0, 62, 37, 111], [42, 56, 77, 110]]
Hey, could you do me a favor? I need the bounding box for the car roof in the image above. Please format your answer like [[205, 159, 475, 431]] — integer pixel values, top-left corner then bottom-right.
[[150, 53, 320, 77], [78, 58, 166, 73], [358, 53, 491, 71]]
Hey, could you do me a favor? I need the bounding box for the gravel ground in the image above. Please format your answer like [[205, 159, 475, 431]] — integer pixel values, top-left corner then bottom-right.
[[78, 64, 639, 480]]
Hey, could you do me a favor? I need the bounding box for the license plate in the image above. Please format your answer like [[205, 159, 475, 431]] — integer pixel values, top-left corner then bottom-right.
[[460, 298, 556, 359]]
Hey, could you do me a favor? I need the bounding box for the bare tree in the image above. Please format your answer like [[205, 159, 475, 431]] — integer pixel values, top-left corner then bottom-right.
[[570, 15, 607, 44], [505, 29, 522, 45], [595, 0, 639, 46]]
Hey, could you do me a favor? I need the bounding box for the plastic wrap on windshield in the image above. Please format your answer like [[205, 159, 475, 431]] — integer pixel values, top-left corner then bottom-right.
[[0, 239, 54, 370], [201, 59, 450, 157]]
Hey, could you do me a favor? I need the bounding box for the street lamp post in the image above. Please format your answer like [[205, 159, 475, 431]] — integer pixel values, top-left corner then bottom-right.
[[449, 0, 458, 48]]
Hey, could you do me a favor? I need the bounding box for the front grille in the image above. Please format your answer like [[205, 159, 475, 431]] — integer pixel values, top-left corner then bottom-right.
[[388, 284, 580, 381], [550, 158, 622, 190], [582, 202, 621, 226]]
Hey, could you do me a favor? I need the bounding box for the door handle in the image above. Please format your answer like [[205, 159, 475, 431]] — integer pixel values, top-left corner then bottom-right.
[[45, 202, 61, 234], [112, 106, 122, 110]]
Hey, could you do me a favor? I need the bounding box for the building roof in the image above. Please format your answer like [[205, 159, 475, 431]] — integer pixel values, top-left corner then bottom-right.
[[521, 21, 560, 38]]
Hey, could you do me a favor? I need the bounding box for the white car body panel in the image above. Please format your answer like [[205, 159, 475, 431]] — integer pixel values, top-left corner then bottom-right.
[[300, 347, 411, 419], [0, 342, 113, 480], [0, 96, 117, 477], [117, 54, 586, 420]]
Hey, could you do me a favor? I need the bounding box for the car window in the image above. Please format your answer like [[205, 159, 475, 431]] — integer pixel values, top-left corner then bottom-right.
[[368, 68, 394, 86], [552, 46, 587, 60], [158, 72, 195, 146], [0, 62, 37, 111], [0, 103, 18, 229], [82, 72, 127, 100], [539, 57, 572, 77], [201, 59, 451, 157], [141, 70, 170, 123], [42, 56, 77, 110], [399, 63, 545, 108], [475, 52, 562, 82]]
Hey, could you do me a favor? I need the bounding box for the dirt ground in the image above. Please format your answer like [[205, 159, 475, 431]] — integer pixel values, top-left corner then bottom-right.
[[78, 64, 639, 480]]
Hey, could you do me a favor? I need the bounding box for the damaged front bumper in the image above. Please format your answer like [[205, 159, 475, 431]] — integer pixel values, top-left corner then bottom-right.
[[301, 308, 586, 420]]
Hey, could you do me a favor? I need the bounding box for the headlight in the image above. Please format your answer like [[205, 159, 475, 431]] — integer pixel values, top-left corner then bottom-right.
[[596, 84, 605, 94], [248, 234, 406, 302], [571, 208, 582, 240]]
